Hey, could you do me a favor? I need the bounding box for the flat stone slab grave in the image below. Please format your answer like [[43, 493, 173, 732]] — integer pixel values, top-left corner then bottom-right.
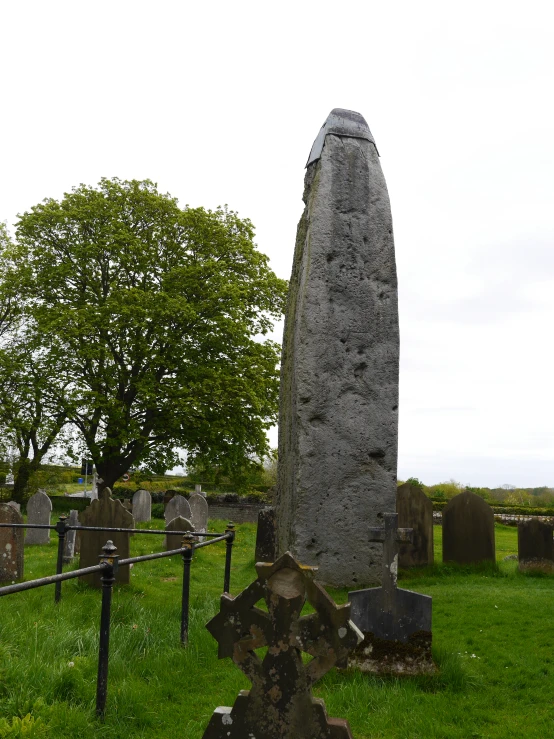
[[348, 512, 434, 675], [0, 503, 24, 582], [202, 551, 362, 738], [25, 490, 52, 545], [518, 518, 553, 572], [396, 482, 433, 567], [79, 488, 134, 587], [442, 491, 495, 564]]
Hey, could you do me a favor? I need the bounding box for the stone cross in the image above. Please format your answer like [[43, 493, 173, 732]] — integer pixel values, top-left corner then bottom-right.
[[368, 513, 412, 610], [202, 551, 362, 738], [348, 512, 433, 674]]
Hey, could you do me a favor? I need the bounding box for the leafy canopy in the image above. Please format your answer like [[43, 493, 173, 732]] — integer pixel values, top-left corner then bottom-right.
[[14, 178, 287, 487]]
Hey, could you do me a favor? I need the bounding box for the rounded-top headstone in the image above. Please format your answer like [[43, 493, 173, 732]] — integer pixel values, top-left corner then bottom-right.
[[132, 489, 152, 523], [164, 494, 191, 525], [189, 493, 208, 533], [442, 491, 495, 564], [165, 516, 193, 551], [25, 490, 53, 545]]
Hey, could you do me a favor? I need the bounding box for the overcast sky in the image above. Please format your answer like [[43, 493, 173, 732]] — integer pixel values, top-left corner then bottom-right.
[[1, 1, 553, 487]]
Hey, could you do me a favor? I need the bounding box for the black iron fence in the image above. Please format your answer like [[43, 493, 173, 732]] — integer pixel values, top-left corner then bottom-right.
[[0, 519, 236, 718]]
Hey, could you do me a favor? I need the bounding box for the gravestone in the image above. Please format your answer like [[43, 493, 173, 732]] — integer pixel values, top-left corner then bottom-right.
[[189, 493, 208, 536], [348, 513, 434, 674], [63, 509, 79, 563], [0, 503, 24, 582], [79, 488, 134, 586], [396, 483, 434, 567], [164, 494, 191, 525], [255, 506, 276, 562], [276, 108, 400, 587], [122, 499, 132, 513], [165, 516, 193, 550], [7, 501, 21, 513], [518, 519, 553, 572], [163, 489, 178, 506], [25, 490, 52, 545], [132, 489, 151, 523], [442, 491, 495, 564], [202, 551, 362, 738]]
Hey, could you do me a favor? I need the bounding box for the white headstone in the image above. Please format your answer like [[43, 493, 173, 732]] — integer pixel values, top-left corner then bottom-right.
[[132, 489, 151, 523], [25, 490, 52, 545], [164, 494, 191, 525]]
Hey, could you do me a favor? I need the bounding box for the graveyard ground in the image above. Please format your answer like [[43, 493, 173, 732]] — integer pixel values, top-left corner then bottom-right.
[[0, 520, 552, 738]]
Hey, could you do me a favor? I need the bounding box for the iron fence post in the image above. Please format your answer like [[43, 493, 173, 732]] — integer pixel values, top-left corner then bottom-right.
[[96, 540, 118, 719], [181, 533, 195, 645], [54, 516, 67, 603], [223, 522, 235, 594]]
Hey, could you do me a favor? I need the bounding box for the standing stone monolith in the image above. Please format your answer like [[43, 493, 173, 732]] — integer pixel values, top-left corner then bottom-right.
[[189, 493, 208, 536], [164, 494, 191, 526], [0, 503, 24, 582], [442, 491, 495, 564], [79, 488, 134, 586], [396, 483, 434, 567], [63, 509, 79, 563], [518, 519, 553, 572], [25, 490, 52, 545], [132, 489, 151, 523], [276, 108, 400, 587]]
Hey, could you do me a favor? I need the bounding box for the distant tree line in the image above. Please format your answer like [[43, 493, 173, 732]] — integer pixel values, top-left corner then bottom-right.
[[400, 477, 554, 508], [0, 179, 287, 502]]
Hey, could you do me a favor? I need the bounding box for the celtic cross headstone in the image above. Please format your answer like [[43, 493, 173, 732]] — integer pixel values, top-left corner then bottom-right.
[[348, 512, 434, 674], [202, 551, 362, 738]]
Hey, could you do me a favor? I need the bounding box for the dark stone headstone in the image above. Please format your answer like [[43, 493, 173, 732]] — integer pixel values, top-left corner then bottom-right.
[[79, 488, 134, 587], [396, 483, 434, 567], [348, 513, 434, 674], [518, 518, 553, 572], [0, 503, 24, 582], [442, 491, 495, 564], [255, 506, 276, 562], [203, 551, 361, 738], [165, 516, 193, 551]]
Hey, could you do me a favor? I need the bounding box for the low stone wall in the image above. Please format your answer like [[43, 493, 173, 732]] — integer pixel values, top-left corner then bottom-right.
[[208, 501, 264, 524]]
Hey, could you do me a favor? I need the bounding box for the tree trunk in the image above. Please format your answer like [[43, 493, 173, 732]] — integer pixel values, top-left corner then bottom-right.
[[12, 457, 32, 503]]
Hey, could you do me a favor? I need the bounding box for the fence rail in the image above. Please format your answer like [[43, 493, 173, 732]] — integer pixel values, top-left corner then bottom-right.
[[0, 519, 236, 718]]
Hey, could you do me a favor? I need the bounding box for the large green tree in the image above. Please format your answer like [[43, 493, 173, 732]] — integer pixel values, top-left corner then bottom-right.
[[14, 178, 287, 489]]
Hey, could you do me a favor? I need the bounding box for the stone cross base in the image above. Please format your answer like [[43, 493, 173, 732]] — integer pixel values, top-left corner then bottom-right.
[[202, 692, 354, 739], [348, 631, 436, 676]]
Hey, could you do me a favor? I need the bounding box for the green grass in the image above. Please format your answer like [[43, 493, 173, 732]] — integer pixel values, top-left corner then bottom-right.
[[0, 521, 552, 738]]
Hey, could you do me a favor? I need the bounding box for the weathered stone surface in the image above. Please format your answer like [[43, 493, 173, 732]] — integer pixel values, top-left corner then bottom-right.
[[164, 494, 191, 525], [0, 503, 24, 582], [396, 483, 434, 567], [348, 513, 434, 674], [79, 488, 134, 586], [189, 493, 208, 534], [276, 108, 399, 587], [122, 499, 132, 513], [132, 489, 151, 523], [203, 552, 361, 738], [7, 501, 20, 513], [165, 516, 193, 551], [25, 490, 52, 545], [518, 518, 553, 572], [442, 491, 495, 564], [63, 510, 79, 563], [255, 506, 276, 562]]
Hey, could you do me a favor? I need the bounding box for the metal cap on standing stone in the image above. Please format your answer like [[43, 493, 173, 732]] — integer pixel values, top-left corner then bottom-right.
[[306, 107, 377, 166]]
